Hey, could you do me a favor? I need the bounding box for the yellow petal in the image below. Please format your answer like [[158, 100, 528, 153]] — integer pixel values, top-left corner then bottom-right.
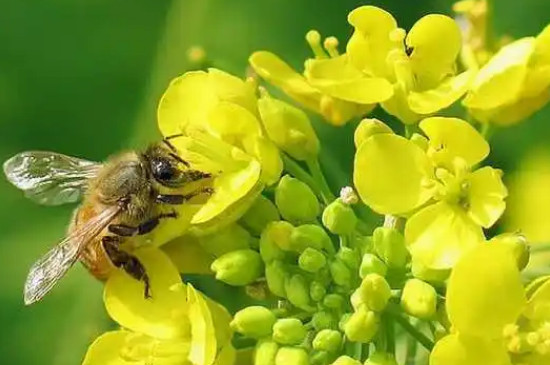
[[430, 334, 512, 365], [104, 247, 189, 339], [346, 6, 397, 78], [353, 133, 433, 214], [408, 70, 474, 114], [464, 38, 535, 110], [82, 331, 132, 365], [207, 68, 258, 116], [532, 24, 550, 66], [407, 14, 462, 88], [161, 235, 214, 275], [466, 167, 507, 228], [447, 244, 526, 338], [381, 84, 421, 124], [120, 332, 191, 364], [187, 285, 218, 365], [524, 279, 550, 325], [249, 51, 322, 113], [242, 136, 283, 185], [213, 344, 237, 365], [207, 102, 262, 146], [405, 202, 484, 270], [419, 117, 489, 166]]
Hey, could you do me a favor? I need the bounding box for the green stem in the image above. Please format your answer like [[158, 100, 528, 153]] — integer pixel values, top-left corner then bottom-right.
[[530, 243, 550, 253], [307, 159, 336, 203], [281, 154, 323, 199], [384, 315, 396, 355], [485, 0, 496, 52], [388, 308, 434, 351]]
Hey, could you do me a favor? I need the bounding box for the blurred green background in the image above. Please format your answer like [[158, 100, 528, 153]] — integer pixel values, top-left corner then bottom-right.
[[1, 0, 549, 363]]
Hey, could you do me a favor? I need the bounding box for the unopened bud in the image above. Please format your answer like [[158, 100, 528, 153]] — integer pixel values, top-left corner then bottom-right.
[[310, 351, 330, 365], [272, 318, 307, 345], [364, 352, 398, 365], [299, 248, 327, 272], [198, 224, 250, 256], [329, 259, 352, 288], [240, 195, 280, 236], [312, 330, 342, 353], [275, 175, 320, 224], [411, 259, 450, 283], [323, 294, 345, 309], [355, 235, 374, 255], [359, 253, 388, 278], [261, 221, 295, 255], [373, 227, 409, 269], [331, 355, 362, 365], [285, 274, 312, 310], [211, 249, 263, 286], [401, 279, 437, 319], [354, 118, 393, 148], [258, 93, 320, 161], [344, 307, 380, 343], [265, 260, 288, 297], [231, 306, 276, 338], [254, 339, 279, 365], [291, 224, 331, 252], [322, 199, 357, 235], [310, 281, 327, 302], [312, 311, 336, 331], [336, 247, 361, 270], [356, 274, 391, 312], [490, 233, 530, 270], [275, 347, 309, 365]]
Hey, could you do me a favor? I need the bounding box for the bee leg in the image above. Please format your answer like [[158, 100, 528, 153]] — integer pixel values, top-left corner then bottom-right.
[[102, 236, 151, 298], [108, 224, 137, 236], [137, 212, 178, 235]]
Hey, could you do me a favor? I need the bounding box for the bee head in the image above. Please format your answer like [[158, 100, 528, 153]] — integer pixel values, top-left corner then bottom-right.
[[144, 143, 189, 188]]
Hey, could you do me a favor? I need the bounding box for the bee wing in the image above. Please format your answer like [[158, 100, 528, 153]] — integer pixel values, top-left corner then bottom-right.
[[3, 151, 101, 206], [24, 205, 121, 305]]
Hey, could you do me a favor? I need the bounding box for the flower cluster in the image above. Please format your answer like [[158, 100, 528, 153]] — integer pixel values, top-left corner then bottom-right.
[[78, 2, 550, 365]]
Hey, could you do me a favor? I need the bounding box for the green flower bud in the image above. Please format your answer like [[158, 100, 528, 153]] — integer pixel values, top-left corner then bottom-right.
[[291, 224, 332, 252], [359, 253, 388, 278], [322, 199, 357, 235], [409, 133, 429, 151], [254, 339, 279, 365], [312, 311, 336, 331], [490, 233, 530, 270], [198, 224, 250, 256], [401, 279, 437, 319], [258, 92, 320, 161], [364, 352, 398, 365], [265, 260, 288, 297], [323, 294, 345, 309], [356, 274, 391, 312], [338, 313, 351, 332], [373, 227, 409, 269], [355, 235, 374, 255], [272, 318, 307, 345], [231, 306, 276, 338], [261, 221, 295, 254], [240, 195, 280, 236], [332, 355, 362, 365], [312, 329, 342, 353], [211, 249, 263, 286], [344, 307, 380, 343], [285, 274, 312, 310], [299, 248, 327, 273], [275, 347, 309, 365], [310, 351, 330, 365], [310, 281, 327, 302], [354, 118, 393, 148], [329, 259, 352, 287], [411, 258, 450, 283], [336, 247, 361, 270], [275, 175, 320, 224]]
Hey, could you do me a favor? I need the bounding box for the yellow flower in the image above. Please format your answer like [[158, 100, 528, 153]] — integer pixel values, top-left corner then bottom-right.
[[347, 6, 474, 124], [453, 0, 491, 67], [158, 69, 282, 232], [249, 30, 393, 126], [463, 25, 550, 126], [430, 243, 550, 365], [353, 117, 507, 269], [82, 247, 234, 365]]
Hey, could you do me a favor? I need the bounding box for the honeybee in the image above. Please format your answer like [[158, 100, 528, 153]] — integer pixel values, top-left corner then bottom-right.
[[3, 136, 212, 305]]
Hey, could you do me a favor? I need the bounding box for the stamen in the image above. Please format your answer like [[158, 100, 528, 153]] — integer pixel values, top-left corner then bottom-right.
[[306, 30, 328, 59], [323, 36, 340, 57], [340, 186, 358, 205]]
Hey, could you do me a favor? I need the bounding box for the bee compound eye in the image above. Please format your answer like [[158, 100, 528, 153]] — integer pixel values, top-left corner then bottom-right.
[[151, 157, 176, 182]]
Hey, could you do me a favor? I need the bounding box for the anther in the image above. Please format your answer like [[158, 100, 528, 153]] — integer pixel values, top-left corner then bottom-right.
[[306, 30, 328, 59], [323, 36, 340, 57]]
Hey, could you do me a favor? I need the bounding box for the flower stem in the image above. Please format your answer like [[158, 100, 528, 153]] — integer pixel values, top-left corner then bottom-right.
[[485, 0, 496, 52], [384, 315, 396, 355], [282, 154, 324, 199], [388, 307, 434, 351], [307, 159, 336, 203]]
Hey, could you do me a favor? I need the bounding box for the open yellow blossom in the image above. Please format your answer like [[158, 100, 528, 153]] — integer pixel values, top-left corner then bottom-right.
[[158, 69, 281, 232], [82, 247, 234, 365], [347, 6, 474, 124], [464, 25, 550, 126], [249, 31, 393, 126], [354, 117, 506, 269], [431, 243, 550, 365]]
